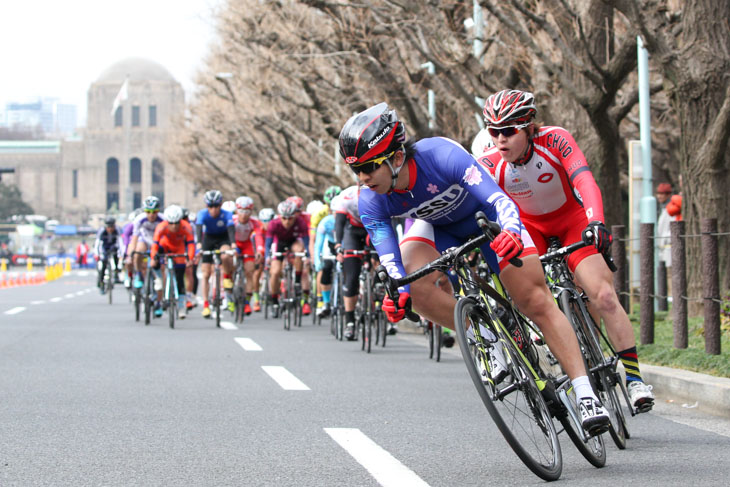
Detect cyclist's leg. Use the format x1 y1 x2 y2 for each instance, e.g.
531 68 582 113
269 257 283 307
318 259 334 317
98 254 108 288
574 254 654 410
133 241 149 287
220 242 234 290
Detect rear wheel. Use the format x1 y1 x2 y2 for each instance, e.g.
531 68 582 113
435 323 442 362
454 297 562 481
144 272 153 325
214 268 221 328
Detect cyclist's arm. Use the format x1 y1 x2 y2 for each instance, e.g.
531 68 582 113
195 224 203 244
555 128 605 223
334 212 347 247
227 225 236 244
93 229 103 258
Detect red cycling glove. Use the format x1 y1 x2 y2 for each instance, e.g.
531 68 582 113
382 292 411 323
490 229 524 262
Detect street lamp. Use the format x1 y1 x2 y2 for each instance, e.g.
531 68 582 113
420 62 436 129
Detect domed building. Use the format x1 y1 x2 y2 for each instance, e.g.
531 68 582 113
0 57 198 222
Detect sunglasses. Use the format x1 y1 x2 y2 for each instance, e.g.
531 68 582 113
281 216 295 221
144 210 159 214
349 151 395 175
207 204 221 209
237 208 252 214
487 122 531 139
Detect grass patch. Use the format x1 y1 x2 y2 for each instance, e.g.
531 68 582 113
628 307 730 378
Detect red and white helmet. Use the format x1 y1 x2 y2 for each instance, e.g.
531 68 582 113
483 89 536 126
235 196 254 211
286 196 304 212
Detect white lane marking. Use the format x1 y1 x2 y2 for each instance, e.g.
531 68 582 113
64 293 75 299
324 428 430 487
261 366 310 390
77 271 90 276
4 307 26 315
220 321 238 330
75 291 85 296
50 297 62 303
234 337 262 351
30 300 45 305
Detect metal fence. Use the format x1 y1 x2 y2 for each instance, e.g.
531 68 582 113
611 220 728 355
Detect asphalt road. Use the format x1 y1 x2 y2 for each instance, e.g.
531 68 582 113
1 271 729 486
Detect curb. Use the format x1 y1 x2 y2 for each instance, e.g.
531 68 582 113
641 364 730 419
397 319 730 418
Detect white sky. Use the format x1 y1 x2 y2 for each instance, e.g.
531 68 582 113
0 0 223 126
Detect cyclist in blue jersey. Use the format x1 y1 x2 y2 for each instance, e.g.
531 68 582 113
195 190 236 318
339 102 609 433
313 212 336 318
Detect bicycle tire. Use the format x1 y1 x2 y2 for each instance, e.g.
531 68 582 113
107 265 113 305
435 323 442 362
215 267 221 328
144 271 153 325
134 286 141 322
454 297 562 481
380 311 387 347
169 297 176 329
560 291 626 449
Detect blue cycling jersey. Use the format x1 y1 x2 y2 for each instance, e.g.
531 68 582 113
359 137 523 291
195 208 234 236
314 214 335 271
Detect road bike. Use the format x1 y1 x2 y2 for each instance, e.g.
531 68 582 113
231 253 255 324
273 250 306 331
200 249 235 328
161 253 188 329
541 235 633 449
98 254 115 305
376 212 609 481
324 256 345 341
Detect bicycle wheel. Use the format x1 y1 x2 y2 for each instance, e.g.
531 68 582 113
144 272 153 325
107 266 113 305
379 311 387 347
561 291 626 449
557 385 607 467
134 285 141 322
427 321 435 359
168 294 176 329
454 297 562 481
435 323 442 362
214 267 221 328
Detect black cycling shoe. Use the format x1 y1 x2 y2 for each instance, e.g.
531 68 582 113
345 323 356 341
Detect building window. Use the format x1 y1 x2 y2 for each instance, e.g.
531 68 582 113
130 158 141 184
114 107 122 127
151 159 164 207
106 157 120 212
149 105 157 127
133 192 142 209
72 169 78 198
106 158 119 184
132 105 140 127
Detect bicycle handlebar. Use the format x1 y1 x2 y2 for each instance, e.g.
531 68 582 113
539 230 617 272
375 211 519 323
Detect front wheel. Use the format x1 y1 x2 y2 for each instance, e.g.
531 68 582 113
454 297 562 481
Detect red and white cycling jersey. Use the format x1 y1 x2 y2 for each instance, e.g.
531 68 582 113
234 215 265 253
477 126 605 223
330 184 363 227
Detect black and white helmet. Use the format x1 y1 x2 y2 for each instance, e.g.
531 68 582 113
143 195 160 211
204 190 223 206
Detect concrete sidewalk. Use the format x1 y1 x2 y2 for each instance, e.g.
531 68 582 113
642 364 730 418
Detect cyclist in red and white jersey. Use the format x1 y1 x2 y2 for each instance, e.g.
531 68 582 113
233 196 265 315
477 89 654 412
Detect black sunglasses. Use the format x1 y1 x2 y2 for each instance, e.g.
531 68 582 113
487 122 531 139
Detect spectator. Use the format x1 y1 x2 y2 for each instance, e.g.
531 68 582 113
76 240 89 268
656 183 673 266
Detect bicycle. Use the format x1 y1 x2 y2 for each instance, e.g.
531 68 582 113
98 254 115 305
324 256 345 341
376 211 608 481
420 319 443 361
130 251 150 323
200 249 235 328
260 266 272 319
231 253 255 324
161 253 187 329
540 235 633 449
273 250 306 331
347 249 380 353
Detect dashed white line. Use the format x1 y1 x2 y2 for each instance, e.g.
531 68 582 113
75 291 85 296
30 300 45 305
234 337 262 351
220 321 238 330
324 428 430 487
4 307 26 315
261 366 310 390
64 293 75 299
50 297 62 303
